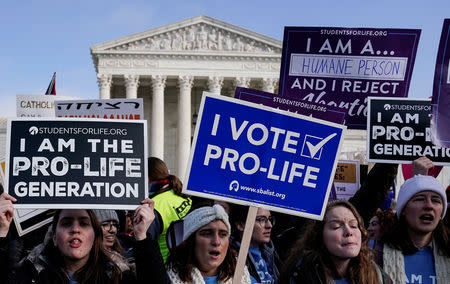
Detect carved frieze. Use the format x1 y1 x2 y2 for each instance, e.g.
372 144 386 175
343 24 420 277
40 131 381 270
99 58 158 68
108 23 281 54
243 62 280 71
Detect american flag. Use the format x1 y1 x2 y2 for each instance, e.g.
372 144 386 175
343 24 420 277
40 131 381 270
45 72 56 95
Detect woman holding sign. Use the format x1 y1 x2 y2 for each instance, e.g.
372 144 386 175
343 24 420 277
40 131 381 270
0 193 170 284
280 200 392 284
166 204 251 284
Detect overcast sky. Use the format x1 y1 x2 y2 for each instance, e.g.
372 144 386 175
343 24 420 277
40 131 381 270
1 0 449 117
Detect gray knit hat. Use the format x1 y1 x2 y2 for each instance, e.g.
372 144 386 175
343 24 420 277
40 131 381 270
93 209 119 224
183 204 231 241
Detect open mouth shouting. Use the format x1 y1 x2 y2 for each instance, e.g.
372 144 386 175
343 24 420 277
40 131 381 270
69 238 82 248
419 214 434 223
209 250 221 259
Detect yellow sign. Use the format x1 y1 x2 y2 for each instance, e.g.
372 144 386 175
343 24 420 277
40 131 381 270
0 159 5 186
334 163 356 183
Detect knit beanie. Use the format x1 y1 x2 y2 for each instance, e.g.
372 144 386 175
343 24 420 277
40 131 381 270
396 175 447 218
93 209 119 224
183 204 231 241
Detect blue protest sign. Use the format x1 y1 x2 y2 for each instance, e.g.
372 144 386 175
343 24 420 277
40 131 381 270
183 93 346 220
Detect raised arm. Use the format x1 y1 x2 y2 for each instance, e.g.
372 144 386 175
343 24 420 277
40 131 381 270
349 163 398 225
132 199 170 284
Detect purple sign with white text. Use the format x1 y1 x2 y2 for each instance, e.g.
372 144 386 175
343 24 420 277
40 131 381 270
279 27 421 129
431 19 450 148
235 87 346 124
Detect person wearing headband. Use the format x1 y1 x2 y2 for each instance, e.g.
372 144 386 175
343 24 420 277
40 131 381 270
166 204 251 284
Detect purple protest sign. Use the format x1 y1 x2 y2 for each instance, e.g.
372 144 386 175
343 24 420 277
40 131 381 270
279 27 421 129
431 19 450 148
235 87 346 124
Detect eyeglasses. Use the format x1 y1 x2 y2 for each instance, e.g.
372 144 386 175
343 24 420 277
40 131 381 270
101 221 119 231
255 216 275 226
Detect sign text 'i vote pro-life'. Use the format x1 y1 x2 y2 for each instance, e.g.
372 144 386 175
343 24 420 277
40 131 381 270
184 93 346 220
6 118 148 210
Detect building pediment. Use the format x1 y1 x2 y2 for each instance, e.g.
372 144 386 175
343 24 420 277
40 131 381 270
91 15 282 55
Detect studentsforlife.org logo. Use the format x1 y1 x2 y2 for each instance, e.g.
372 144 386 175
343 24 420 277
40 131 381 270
29 126 39 135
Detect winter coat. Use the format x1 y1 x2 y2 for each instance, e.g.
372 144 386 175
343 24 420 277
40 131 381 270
288 258 392 284
0 236 170 284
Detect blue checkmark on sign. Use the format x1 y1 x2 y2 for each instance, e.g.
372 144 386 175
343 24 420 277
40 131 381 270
301 133 337 159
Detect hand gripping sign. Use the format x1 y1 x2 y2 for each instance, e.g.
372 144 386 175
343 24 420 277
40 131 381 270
5 118 148 210
183 93 346 220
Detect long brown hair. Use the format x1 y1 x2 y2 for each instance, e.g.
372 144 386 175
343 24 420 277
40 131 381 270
374 208 396 238
148 156 187 197
49 209 122 284
382 215 450 256
280 200 380 284
166 225 236 282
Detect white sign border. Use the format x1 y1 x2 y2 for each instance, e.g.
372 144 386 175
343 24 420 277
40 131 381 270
183 92 347 220
366 97 450 166
5 117 148 210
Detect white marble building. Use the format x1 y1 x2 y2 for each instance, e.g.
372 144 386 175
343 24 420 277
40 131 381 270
90 15 448 187
90 15 284 179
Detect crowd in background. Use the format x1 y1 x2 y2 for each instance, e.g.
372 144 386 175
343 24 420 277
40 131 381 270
0 156 449 283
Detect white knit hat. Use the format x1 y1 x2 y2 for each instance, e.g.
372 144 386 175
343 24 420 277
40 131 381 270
183 204 231 241
396 175 447 218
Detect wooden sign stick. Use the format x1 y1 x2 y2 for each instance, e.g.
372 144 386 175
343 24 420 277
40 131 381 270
232 205 257 284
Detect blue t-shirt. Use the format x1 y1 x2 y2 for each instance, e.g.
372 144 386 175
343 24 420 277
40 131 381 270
334 279 349 284
249 247 274 284
404 248 436 284
66 271 78 284
203 276 218 284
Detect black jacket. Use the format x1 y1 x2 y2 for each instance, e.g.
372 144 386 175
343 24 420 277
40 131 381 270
349 163 398 226
0 236 170 284
287 257 393 284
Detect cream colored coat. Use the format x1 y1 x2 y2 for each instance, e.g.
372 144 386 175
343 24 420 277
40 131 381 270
168 266 251 284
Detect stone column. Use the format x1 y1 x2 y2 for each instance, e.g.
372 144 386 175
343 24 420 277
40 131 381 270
229 76 251 96
177 75 194 180
97 74 112 99
124 74 139 99
235 77 251 88
262 78 277 93
207 76 224 94
151 75 167 159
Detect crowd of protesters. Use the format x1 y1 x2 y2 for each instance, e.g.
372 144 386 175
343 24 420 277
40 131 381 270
0 156 449 283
